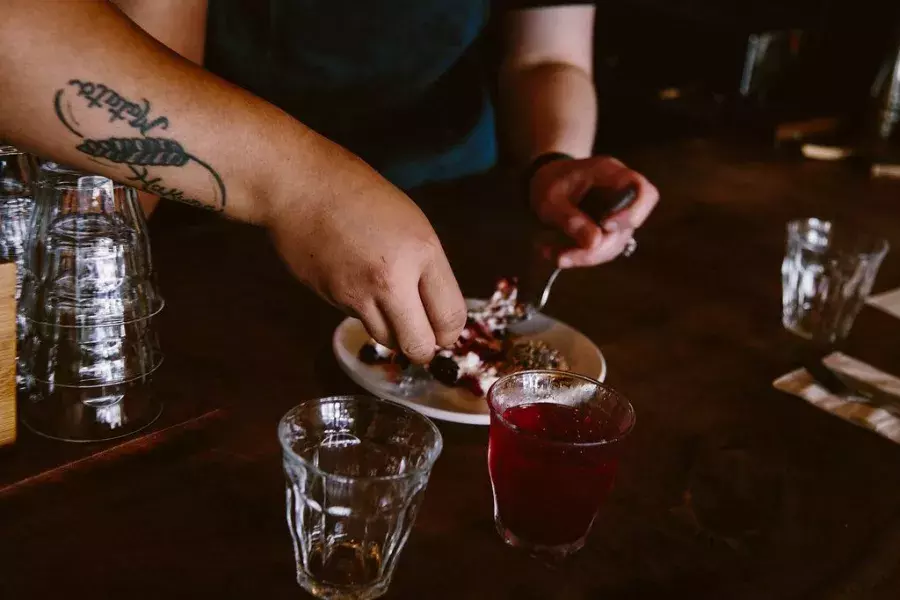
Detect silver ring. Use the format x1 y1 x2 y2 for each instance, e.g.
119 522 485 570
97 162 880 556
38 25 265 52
622 237 637 258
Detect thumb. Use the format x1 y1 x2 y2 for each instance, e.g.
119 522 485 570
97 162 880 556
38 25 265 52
531 164 601 249
546 202 603 249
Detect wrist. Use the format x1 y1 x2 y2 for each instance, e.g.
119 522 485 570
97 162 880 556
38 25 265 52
261 122 386 229
522 152 574 205
253 120 332 228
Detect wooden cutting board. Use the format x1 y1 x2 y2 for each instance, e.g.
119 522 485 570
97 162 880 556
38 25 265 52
0 262 16 446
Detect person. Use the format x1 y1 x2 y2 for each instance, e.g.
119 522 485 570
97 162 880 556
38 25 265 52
0 1 657 364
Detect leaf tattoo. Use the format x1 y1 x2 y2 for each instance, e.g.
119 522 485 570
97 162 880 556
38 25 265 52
76 137 190 167
75 136 226 210
56 79 228 211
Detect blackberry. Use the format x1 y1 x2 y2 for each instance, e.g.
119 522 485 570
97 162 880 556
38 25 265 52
358 343 383 364
429 355 460 386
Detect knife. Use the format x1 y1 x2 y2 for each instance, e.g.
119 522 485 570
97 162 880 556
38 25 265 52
806 359 900 415
518 185 639 318
823 363 900 413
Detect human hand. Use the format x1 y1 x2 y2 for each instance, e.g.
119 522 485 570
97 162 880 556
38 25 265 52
267 144 467 363
528 155 659 268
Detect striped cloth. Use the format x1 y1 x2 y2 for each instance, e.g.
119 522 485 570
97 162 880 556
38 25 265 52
774 352 900 444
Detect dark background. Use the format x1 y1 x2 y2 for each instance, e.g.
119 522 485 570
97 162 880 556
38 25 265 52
591 0 900 147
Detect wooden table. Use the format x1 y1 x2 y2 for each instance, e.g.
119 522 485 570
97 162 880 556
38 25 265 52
2 139 900 599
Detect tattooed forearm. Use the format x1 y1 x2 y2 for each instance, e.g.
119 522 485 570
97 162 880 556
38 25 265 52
54 79 227 211
67 79 169 136
78 137 190 166
125 165 206 209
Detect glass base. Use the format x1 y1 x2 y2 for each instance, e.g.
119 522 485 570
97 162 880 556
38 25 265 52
783 319 840 345
297 573 391 600
20 380 162 443
494 516 587 561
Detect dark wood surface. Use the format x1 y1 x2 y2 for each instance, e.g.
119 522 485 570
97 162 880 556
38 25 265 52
2 139 900 599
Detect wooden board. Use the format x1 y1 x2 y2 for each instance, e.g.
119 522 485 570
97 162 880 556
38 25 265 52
0 262 16 446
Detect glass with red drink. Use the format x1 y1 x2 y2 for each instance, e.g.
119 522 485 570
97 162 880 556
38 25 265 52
487 370 635 558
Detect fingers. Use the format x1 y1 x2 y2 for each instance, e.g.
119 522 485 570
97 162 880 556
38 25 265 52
532 156 657 256
351 228 464 364
586 161 659 231
419 254 467 348
366 258 465 364
356 301 394 348
534 183 603 251
558 228 635 268
378 287 437 364
557 208 604 250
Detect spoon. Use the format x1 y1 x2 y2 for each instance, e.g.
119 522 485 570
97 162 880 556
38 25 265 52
517 185 638 318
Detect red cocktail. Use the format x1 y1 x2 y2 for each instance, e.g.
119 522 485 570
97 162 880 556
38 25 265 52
487 370 635 557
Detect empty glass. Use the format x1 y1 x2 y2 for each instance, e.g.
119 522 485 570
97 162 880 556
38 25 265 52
18 168 163 441
782 218 889 344
279 395 443 600
0 144 38 298
488 370 635 559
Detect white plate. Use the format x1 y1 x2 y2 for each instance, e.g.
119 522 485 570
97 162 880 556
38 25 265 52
332 299 607 426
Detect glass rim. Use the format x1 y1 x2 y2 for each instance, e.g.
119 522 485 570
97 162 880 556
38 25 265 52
23 298 165 328
34 175 131 191
487 369 636 448
787 217 890 258
26 354 164 388
278 395 444 483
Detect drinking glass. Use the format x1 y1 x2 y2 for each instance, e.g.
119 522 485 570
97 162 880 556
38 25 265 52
782 218 889 344
17 168 163 441
487 370 636 559
279 395 443 600
0 144 38 298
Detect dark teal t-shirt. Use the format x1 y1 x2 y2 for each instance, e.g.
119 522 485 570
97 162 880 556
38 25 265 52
205 1 589 189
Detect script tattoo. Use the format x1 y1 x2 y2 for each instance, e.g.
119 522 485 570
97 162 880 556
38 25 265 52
54 79 227 211
125 165 206 209
67 79 169 135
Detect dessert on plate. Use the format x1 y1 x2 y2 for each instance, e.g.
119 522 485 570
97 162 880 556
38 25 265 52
358 279 569 397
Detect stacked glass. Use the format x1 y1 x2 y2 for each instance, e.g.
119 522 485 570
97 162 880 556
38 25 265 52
17 164 164 441
0 144 38 297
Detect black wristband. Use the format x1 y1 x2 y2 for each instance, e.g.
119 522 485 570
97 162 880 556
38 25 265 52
522 152 574 204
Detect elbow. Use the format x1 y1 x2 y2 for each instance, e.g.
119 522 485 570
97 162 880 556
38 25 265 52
500 60 592 87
